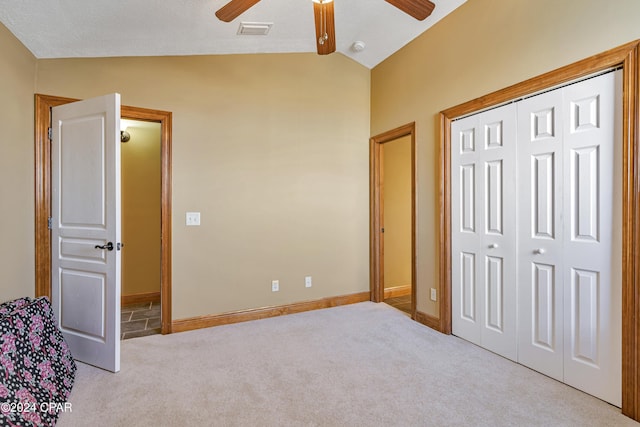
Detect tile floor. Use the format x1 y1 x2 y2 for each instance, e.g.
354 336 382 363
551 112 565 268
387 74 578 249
384 294 412 316
121 301 161 340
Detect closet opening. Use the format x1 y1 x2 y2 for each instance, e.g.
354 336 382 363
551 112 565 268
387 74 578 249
450 68 621 406
438 40 640 420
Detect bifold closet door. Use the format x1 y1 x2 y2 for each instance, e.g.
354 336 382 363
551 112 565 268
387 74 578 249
451 103 517 361
517 70 622 406
516 87 565 381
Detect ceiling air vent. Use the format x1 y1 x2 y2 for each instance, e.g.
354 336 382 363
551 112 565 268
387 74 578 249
237 22 273 36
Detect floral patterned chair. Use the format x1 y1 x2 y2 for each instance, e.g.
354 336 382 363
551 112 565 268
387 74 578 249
0 297 76 426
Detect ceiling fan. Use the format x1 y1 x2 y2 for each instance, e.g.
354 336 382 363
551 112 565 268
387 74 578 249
215 0 436 55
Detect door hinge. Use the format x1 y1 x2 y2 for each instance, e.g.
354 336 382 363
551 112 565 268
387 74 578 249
381 228 385 233
48 127 52 141
47 217 53 230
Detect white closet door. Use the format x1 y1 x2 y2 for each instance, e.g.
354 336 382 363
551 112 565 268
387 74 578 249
452 103 517 361
452 70 621 407
451 113 482 346
517 70 621 406
516 88 565 381
561 70 621 407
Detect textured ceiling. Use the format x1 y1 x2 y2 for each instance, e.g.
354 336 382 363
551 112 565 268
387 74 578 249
0 0 465 69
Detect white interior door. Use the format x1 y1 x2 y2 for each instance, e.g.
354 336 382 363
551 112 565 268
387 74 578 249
451 112 482 345
517 70 621 406
516 87 565 381
51 93 121 373
561 70 621 407
451 103 517 361
452 70 621 407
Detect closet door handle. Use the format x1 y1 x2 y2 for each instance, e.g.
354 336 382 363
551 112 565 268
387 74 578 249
534 248 546 255
488 243 498 249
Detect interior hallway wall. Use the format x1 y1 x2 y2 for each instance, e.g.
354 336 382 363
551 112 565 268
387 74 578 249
371 0 640 318
121 122 162 296
0 24 36 302
382 135 412 290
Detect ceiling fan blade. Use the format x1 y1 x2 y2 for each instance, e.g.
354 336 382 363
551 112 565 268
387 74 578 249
313 1 336 55
385 0 435 21
215 0 262 22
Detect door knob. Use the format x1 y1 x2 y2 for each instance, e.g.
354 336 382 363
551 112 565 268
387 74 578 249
488 243 499 249
95 242 114 251
534 248 546 255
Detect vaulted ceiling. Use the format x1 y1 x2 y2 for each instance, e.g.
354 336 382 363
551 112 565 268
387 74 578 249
0 0 466 69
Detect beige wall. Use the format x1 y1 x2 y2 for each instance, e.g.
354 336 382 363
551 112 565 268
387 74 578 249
8 0 635 323
371 0 640 317
382 135 412 290
121 122 162 296
0 24 36 302
35 53 371 319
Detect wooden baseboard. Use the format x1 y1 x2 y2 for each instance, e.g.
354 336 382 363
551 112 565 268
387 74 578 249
122 291 161 306
172 291 371 333
383 284 411 299
415 310 444 332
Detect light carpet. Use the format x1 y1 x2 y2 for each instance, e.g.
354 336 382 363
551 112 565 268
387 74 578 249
57 302 636 426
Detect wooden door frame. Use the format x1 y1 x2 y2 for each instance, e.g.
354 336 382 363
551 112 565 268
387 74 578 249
34 94 173 334
438 41 640 419
370 123 417 317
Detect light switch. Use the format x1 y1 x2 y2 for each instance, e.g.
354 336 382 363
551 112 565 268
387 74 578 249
186 212 200 226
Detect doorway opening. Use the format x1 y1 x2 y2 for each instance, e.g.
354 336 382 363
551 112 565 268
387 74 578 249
34 94 173 335
120 119 162 339
370 123 416 317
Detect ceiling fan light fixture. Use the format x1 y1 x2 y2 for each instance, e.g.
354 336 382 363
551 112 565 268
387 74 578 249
314 0 334 49
216 0 431 58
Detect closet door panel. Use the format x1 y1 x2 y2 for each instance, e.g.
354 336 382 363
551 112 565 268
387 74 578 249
517 88 564 381
460 251 477 321
531 262 556 350
562 70 621 407
571 147 599 241
532 153 556 239
451 104 517 361
478 106 517 360
569 268 599 363
485 255 503 330
452 117 483 345
485 160 503 235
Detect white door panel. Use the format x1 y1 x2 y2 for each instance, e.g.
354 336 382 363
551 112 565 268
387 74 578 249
52 93 121 373
479 106 517 360
460 251 477 322
517 87 564 381
562 70 621 407
451 70 621 407
452 118 482 345
531 262 556 350
452 103 517 361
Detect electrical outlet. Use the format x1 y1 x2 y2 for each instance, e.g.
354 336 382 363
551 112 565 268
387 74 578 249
430 288 437 302
305 276 312 288
271 280 279 292
186 212 200 226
